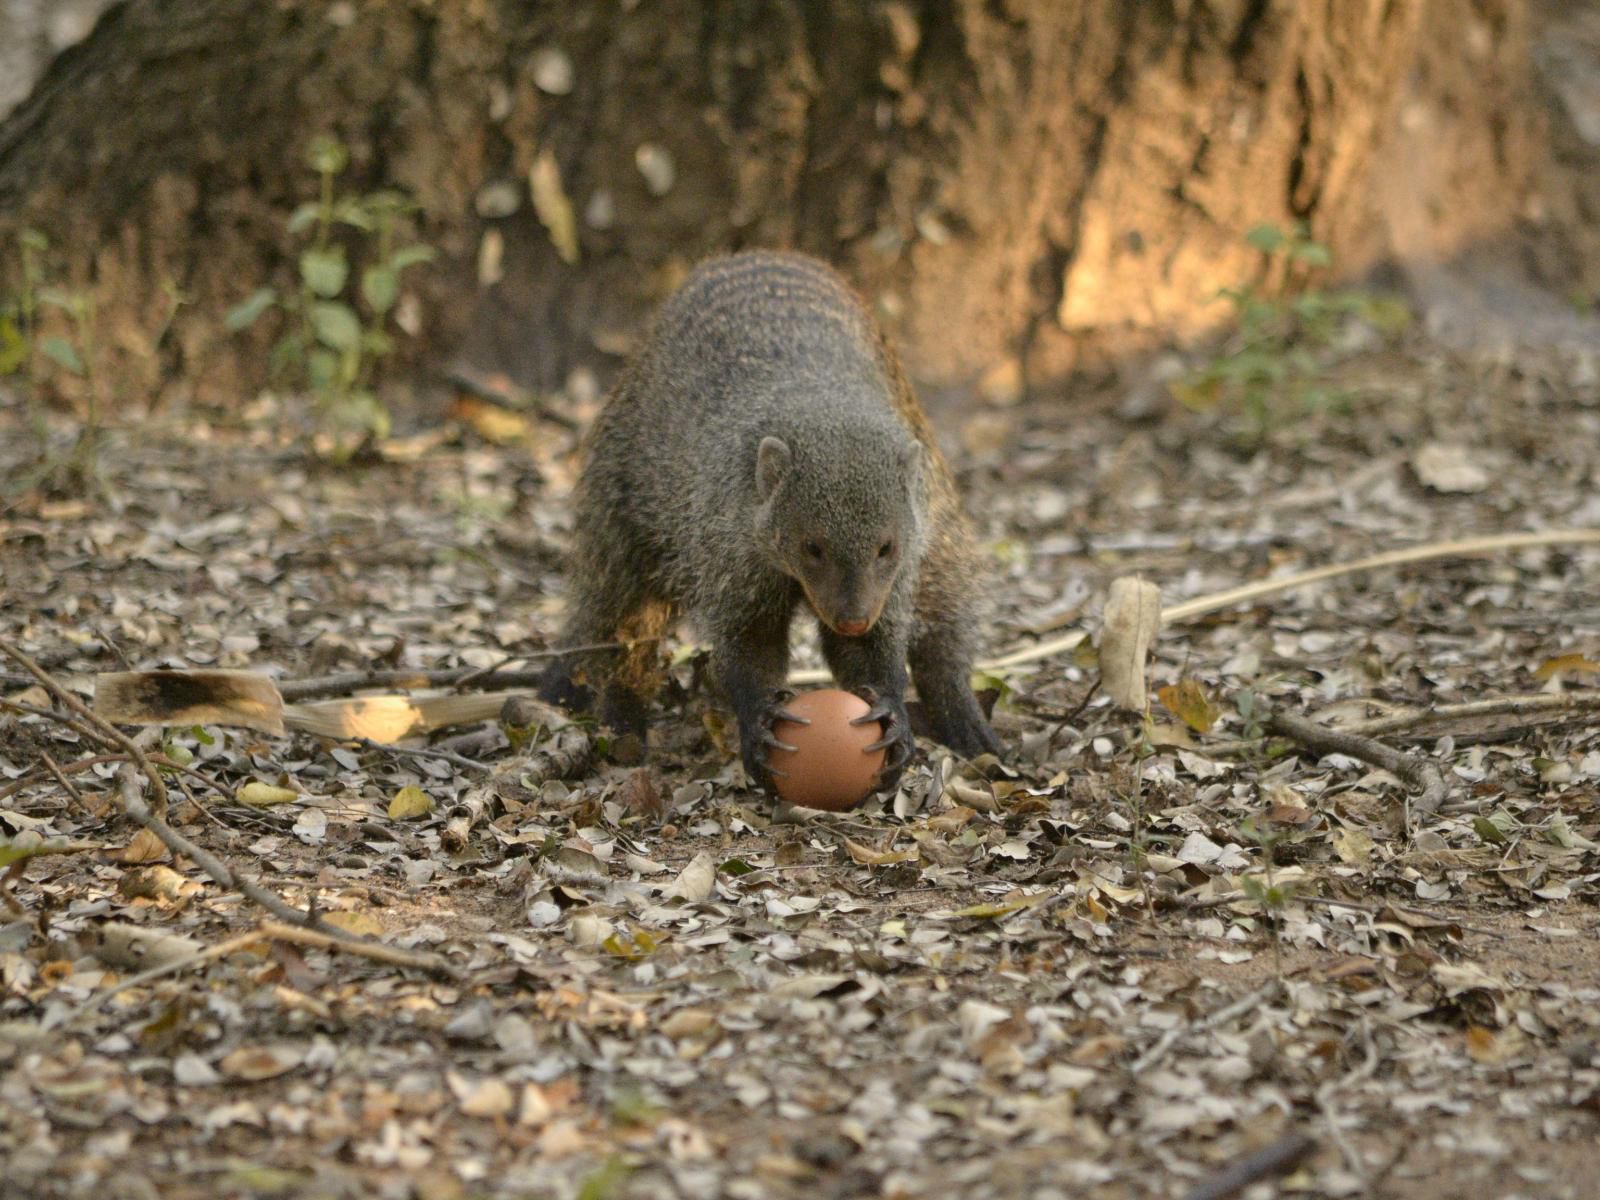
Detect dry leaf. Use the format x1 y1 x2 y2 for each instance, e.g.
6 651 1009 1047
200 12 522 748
454 1075 516 1119
1100 576 1162 711
322 910 384 937
843 838 919 866
388 785 434 821
1412 441 1489 493
221 1044 304 1081
667 852 716 903
1533 653 1600 680
530 148 581 265
238 781 298 807
1157 679 1220 733
112 827 169 864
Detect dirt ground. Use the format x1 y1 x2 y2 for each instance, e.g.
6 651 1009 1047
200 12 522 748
1 329 1599 1200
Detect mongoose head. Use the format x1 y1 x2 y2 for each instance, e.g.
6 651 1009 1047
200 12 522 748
753 428 925 637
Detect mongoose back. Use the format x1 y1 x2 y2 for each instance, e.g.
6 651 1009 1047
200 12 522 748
540 250 1001 792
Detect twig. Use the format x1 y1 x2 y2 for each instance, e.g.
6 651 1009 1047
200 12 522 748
1264 707 1448 814
1180 1131 1318 1200
274 642 659 702
350 736 487 772
115 767 314 926
1327 690 1600 738
39 753 87 810
65 917 456 1027
0 638 169 816
981 529 1600 672
0 744 237 806
1130 979 1281 1075
1177 890 1505 938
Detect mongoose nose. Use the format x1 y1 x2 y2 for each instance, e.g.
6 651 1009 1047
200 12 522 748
834 618 872 637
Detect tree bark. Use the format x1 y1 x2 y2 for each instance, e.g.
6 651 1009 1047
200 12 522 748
0 0 1577 409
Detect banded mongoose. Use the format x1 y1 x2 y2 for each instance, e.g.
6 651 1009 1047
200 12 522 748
539 250 1002 792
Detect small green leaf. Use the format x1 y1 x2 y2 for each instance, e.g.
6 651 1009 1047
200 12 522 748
1289 240 1332 267
331 197 375 231
0 317 26 375
361 265 397 314
1472 815 1508 845
38 336 84 375
305 134 349 176
388 244 435 272
37 286 82 315
1244 224 1286 254
364 190 414 217
224 287 279 331
306 347 340 390
300 247 348 297
309 301 362 352
269 332 306 380
19 228 48 253
287 203 322 235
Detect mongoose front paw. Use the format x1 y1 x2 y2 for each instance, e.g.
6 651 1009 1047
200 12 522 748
849 685 916 793
740 688 810 796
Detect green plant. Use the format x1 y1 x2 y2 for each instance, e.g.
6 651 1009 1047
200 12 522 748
2 228 107 492
1238 812 1303 974
1173 222 1410 438
226 135 434 453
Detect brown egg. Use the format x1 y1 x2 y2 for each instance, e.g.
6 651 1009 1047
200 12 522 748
769 689 887 811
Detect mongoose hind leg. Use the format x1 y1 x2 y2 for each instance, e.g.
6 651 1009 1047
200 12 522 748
539 561 675 741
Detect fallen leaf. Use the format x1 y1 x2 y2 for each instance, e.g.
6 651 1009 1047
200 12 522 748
667 852 717 902
530 148 581 265
238 781 298 807
1412 441 1489 493
1533 653 1600 681
844 839 919 866
221 1043 304 1081
388 785 434 820
1157 679 1220 733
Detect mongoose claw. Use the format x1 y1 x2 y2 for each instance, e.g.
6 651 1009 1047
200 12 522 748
848 685 915 792
744 689 810 794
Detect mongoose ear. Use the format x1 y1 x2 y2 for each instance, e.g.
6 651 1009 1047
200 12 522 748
756 436 791 501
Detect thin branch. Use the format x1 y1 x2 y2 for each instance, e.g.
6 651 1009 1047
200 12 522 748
274 641 658 702
0 637 169 816
1265 707 1448 814
1181 1131 1318 1200
66 917 457 1027
982 529 1600 672
1131 980 1281 1075
1327 690 1600 737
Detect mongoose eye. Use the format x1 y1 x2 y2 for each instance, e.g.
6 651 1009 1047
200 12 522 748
878 541 894 559
804 540 825 560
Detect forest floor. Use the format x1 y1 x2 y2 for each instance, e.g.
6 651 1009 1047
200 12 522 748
1 331 1599 1200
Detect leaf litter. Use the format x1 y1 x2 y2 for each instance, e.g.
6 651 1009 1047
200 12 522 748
1 342 1599 1199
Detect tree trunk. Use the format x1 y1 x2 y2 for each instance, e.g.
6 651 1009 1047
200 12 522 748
0 0 1583 410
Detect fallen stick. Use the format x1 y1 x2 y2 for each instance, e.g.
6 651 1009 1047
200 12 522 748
1180 1131 1318 1200
1 638 170 817
67 916 457 1027
1264 707 1449 814
980 528 1600 674
1327 690 1600 737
